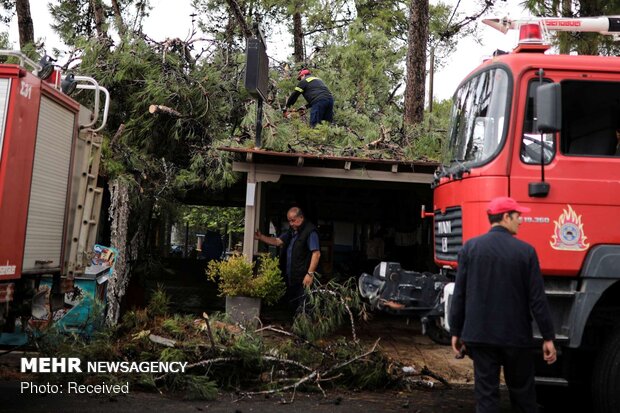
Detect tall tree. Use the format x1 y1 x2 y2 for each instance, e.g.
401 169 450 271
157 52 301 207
110 0 126 35
49 0 100 45
15 0 34 48
292 7 303 62
404 0 428 125
50 0 150 46
90 0 106 38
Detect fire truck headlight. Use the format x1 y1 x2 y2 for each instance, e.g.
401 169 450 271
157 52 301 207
61 74 77 95
37 55 55 80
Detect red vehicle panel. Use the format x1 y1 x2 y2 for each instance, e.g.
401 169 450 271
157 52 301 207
0 68 80 281
0 69 42 281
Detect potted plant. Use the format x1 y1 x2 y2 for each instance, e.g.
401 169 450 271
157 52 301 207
207 254 285 326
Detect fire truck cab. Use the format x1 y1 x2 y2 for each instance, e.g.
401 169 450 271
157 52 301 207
361 17 620 412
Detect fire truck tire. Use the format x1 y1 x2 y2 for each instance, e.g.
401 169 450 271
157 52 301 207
426 318 451 346
592 327 620 413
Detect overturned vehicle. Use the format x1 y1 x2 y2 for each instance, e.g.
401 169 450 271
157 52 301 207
359 262 452 345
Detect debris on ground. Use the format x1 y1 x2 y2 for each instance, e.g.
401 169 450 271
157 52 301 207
24 281 454 401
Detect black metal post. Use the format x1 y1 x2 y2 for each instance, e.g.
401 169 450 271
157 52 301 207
428 46 435 113
255 97 263 148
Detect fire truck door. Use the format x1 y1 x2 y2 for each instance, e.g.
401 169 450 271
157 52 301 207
510 77 620 276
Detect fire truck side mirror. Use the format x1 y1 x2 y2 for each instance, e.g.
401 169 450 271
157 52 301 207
536 83 562 133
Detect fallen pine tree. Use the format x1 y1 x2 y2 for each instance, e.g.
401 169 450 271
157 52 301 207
32 281 449 400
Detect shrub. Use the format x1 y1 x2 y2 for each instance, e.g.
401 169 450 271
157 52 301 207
207 254 285 306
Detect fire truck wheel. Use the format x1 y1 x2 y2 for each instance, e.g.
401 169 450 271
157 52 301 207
426 318 451 346
592 326 620 413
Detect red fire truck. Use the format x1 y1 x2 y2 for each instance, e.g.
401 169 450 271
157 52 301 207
360 17 620 412
0 51 109 340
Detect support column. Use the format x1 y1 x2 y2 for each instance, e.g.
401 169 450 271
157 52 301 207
254 181 262 256
239 163 281 261
243 164 262 261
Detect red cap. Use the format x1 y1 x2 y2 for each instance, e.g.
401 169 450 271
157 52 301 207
297 69 311 80
487 197 531 215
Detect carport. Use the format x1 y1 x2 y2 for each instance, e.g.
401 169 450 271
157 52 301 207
222 147 439 276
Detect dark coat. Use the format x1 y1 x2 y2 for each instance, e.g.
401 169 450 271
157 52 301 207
286 76 333 108
449 226 555 347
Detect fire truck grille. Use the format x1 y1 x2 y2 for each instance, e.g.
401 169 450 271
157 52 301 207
434 207 463 262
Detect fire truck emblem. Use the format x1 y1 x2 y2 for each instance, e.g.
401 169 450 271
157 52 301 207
550 205 589 251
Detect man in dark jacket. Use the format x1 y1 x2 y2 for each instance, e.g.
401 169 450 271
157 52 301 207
254 207 320 309
285 69 334 127
449 196 557 413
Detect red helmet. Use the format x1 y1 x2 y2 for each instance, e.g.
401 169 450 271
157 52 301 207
297 69 311 80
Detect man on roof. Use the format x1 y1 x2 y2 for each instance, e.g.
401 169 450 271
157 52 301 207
284 69 334 128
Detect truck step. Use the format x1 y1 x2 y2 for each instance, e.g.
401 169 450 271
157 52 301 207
545 290 576 298
535 376 569 386
534 333 569 342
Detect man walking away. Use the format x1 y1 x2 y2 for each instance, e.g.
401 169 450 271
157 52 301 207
285 69 334 127
449 196 557 413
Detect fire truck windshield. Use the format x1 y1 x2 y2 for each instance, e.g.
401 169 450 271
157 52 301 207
443 67 510 168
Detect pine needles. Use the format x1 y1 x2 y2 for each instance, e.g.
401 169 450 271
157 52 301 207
293 278 366 342
33 285 446 400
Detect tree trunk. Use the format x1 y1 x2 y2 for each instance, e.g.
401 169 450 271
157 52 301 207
404 0 428 125
225 0 252 39
577 0 601 55
111 0 126 35
293 10 304 63
90 0 106 38
15 0 34 49
558 0 572 54
106 179 131 326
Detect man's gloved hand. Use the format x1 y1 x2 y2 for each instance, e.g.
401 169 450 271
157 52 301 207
283 109 290 119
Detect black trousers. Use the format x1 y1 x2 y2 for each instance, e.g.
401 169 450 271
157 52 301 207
285 283 306 312
467 345 538 413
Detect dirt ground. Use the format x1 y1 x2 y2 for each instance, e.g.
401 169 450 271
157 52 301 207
355 314 474 384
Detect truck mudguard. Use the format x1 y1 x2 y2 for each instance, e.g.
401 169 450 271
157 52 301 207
568 245 620 348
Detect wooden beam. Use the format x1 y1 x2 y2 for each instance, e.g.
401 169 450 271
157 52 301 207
233 162 433 184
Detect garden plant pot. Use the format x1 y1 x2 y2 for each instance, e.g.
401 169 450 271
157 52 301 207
226 296 261 327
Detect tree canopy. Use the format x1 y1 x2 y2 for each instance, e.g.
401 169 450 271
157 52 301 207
0 0 508 260
41 0 481 196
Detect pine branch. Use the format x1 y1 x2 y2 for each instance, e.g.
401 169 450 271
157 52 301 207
421 366 451 388
149 104 184 117
241 339 380 397
156 354 313 383
225 0 253 39
302 20 353 37
254 325 332 357
111 123 126 147
308 286 359 342
440 1 496 41
201 312 216 350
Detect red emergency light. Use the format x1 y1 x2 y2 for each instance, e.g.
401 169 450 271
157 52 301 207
519 23 543 44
